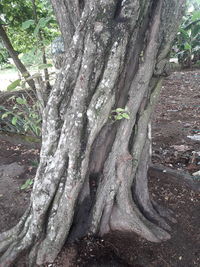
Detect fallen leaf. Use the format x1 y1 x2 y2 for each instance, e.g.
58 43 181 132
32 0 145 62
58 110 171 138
171 145 190 152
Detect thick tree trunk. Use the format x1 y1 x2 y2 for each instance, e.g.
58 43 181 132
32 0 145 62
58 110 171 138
0 0 185 266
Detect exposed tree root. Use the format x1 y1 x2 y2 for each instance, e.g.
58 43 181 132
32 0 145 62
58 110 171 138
149 164 200 192
134 139 172 231
110 191 171 243
0 217 34 267
152 200 177 224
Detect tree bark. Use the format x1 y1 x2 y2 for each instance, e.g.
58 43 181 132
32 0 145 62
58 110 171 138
0 24 36 91
0 0 185 266
149 164 200 192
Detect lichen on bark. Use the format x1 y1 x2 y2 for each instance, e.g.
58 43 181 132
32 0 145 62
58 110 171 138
0 0 186 266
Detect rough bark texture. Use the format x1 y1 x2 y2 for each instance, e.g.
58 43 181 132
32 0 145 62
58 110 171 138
0 0 185 266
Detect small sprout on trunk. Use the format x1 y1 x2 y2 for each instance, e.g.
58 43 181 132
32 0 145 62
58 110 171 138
110 108 130 121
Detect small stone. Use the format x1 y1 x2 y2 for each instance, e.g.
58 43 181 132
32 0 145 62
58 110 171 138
192 170 200 176
187 135 200 142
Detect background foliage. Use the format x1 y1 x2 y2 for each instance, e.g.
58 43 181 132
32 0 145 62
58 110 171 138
0 0 59 67
173 0 200 67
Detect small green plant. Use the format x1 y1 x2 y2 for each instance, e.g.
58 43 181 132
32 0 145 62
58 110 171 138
20 178 34 190
0 95 42 137
30 159 39 167
110 108 130 121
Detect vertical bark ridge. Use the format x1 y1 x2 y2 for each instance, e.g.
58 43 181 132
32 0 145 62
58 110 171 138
51 0 83 48
25 2 140 261
86 0 164 238
134 138 171 231
0 0 186 266
89 79 166 242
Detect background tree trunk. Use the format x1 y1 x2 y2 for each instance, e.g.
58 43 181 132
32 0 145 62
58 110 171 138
0 24 36 91
0 0 185 266
31 0 52 93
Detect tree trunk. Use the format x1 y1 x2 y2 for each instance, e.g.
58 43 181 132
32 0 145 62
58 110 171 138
0 0 185 266
0 24 36 91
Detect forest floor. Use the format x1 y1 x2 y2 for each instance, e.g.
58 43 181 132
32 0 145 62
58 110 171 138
0 69 200 266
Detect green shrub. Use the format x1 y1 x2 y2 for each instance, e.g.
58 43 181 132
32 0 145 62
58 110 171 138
0 95 42 137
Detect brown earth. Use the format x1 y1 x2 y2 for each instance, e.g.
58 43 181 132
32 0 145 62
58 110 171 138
0 70 200 266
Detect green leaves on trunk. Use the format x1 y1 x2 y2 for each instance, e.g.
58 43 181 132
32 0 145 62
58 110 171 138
110 108 130 121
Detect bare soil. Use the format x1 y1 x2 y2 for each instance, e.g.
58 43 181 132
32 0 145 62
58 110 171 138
0 70 200 266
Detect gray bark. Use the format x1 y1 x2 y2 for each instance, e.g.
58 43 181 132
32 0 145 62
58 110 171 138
0 0 185 266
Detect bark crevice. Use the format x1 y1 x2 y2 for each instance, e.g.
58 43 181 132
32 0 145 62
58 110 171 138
0 0 186 266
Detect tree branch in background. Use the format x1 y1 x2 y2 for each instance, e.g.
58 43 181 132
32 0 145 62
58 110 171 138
0 24 36 91
31 0 52 94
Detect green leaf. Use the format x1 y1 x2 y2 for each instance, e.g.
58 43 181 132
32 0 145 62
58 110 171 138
38 63 52 70
36 119 42 123
7 79 21 91
16 97 27 105
11 116 18 126
38 17 51 28
22 20 35 30
30 160 39 167
184 42 191 50
192 24 200 37
122 113 130 119
115 115 124 120
192 11 200 21
179 28 189 39
33 24 40 36
20 179 33 190
33 17 51 36
115 108 126 113
2 112 11 119
0 17 6 25
1 114 8 119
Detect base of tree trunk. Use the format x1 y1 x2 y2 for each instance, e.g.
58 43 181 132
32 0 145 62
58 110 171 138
0 156 178 267
1 165 196 265
1 163 197 267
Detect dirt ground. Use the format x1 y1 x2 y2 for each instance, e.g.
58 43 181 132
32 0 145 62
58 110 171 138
0 69 200 266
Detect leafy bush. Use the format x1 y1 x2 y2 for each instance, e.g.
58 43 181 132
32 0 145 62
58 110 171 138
20 49 43 67
173 1 200 68
0 95 42 137
0 41 9 66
